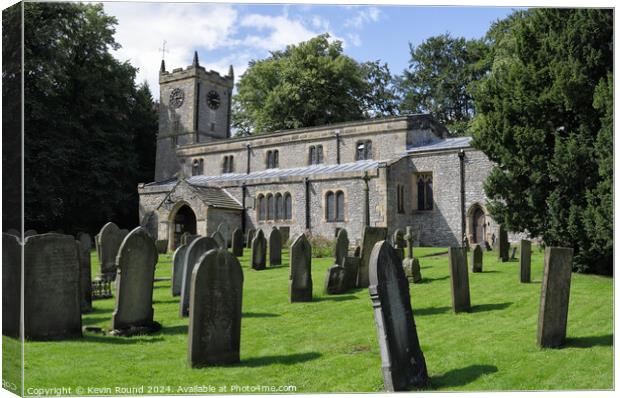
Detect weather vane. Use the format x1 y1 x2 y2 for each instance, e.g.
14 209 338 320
159 40 169 60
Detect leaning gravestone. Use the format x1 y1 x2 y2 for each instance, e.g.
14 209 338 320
231 228 244 257
211 230 226 249
251 230 267 271
76 234 93 313
498 225 509 262
357 227 388 288
2 233 21 337
520 240 532 283
403 227 422 283
290 233 313 302
98 222 124 281
112 227 159 333
537 247 573 348
269 227 282 266
448 247 471 313
392 229 406 261
24 233 82 340
180 237 219 317
342 256 360 290
324 265 346 294
369 240 429 391
188 248 243 367
334 228 349 266
470 244 483 273
171 244 188 296
246 229 255 248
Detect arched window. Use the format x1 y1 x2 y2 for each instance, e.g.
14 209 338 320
192 159 203 176
258 195 266 221
266 194 274 220
425 177 433 210
326 191 335 221
284 192 292 220
223 156 229 173
317 145 323 164
273 150 279 168
417 177 425 210
336 191 345 221
309 146 316 165
416 172 433 210
266 150 272 168
397 184 405 213
275 193 283 220
266 150 279 168
355 140 373 160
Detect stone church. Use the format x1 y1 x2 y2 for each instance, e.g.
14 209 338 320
138 54 500 251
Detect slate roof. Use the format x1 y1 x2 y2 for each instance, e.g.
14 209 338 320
189 185 243 210
406 136 473 153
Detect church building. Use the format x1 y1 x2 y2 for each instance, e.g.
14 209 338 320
138 54 500 251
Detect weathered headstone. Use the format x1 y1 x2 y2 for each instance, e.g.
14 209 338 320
403 227 422 283
24 229 37 237
324 265 346 294
231 228 244 257
289 233 312 302
470 244 483 273
448 247 471 313
269 227 282 266
498 225 509 262
334 228 349 266
180 237 219 316
188 248 243 367
246 228 255 248
112 227 158 333
211 230 226 249
392 229 406 261
2 233 21 337
537 247 573 348
24 233 82 340
357 227 388 288
342 256 360 290
511 246 517 260
171 244 188 296
251 230 267 271
369 240 429 391
98 222 124 281
216 222 230 248
520 240 532 283
77 233 93 313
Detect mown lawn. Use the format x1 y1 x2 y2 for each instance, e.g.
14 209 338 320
8 244 613 394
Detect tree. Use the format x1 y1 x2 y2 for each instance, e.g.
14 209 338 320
471 9 613 274
21 2 157 234
232 34 399 135
398 34 489 136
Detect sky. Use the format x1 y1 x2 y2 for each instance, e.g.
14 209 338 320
101 1 521 97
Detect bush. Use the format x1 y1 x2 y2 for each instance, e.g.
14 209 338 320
308 235 335 259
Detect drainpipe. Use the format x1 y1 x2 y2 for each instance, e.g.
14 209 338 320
459 149 466 247
246 144 251 174
241 183 247 233
363 172 371 227
335 130 341 164
304 177 311 230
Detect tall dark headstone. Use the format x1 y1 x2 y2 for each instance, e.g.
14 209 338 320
24 233 82 340
112 227 158 331
180 237 219 316
2 233 21 337
334 228 349 266
246 229 255 249
342 256 360 289
171 244 188 296
392 229 406 261
537 247 573 348
76 235 93 313
369 240 429 391
289 233 312 302
251 230 267 271
268 227 282 266
470 244 483 273
498 224 509 262
520 240 531 283
448 247 471 313
98 222 124 280
231 228 244 257
357 227 388 288
403 226 421 283
188 248 243 367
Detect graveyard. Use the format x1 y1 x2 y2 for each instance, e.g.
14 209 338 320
8 243 612 393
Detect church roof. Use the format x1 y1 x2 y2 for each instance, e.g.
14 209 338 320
406 136 473 153
188 185 243 210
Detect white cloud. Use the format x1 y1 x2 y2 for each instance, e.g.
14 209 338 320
240 13 321 51
347 33 362 47
344 6 382 29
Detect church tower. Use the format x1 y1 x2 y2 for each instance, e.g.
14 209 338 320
154 52 234 181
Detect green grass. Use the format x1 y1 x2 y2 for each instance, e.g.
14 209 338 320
9 245 613 394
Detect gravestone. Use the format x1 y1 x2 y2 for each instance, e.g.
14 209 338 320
392 229 406 261
24 229 37 237
511 246 517 260
269 227 282 266
448 247 471 313
403 227 422 283
357 227 388 288
334 228 349 266
171 244 188 296
368 240 429 391
77 233 93 313
211 230 226 249
120 229 129 238
188 248 243 367
470 244 483 273
112 227 159 332
231 228 244 257
520 240 532 283
498 225 509 262
98 222 124 281
279 226 290 245
537 247 573 348
180 237 219 316
246 229 255 248
342 256 360 290
353 246 361 257
156 239 168 253
289 233 312 302
2 233 21 337
324 265 346 294
24 233 82 340
251 230 267 271
484 241 492 251
216 222 230 248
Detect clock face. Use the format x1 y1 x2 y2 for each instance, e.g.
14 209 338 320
207 90 221 110
169 88 185 108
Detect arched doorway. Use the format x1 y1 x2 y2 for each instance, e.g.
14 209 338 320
171 205 196 249
472 206 486 244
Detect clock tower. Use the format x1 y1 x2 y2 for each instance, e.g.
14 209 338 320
154 51 234 181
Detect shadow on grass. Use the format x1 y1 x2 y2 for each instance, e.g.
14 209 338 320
86 307 112 315
418 276 450 284
243 312 280 318
414 306 450 316
82 334 164 345
238 352 321 368
156 325 188 335
419 251 449 258
564 334 613 348
153 298 179 304
431 364 499 388
313 295 358 302
82 316 111 326
470 302 512 313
